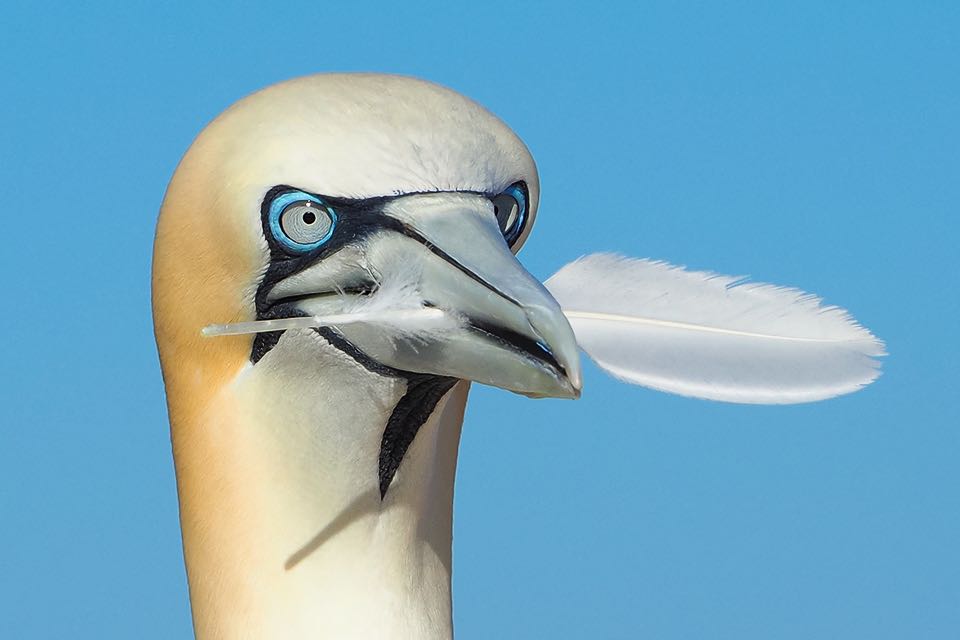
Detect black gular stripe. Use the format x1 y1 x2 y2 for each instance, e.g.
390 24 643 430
311 327 457 498
312 327 402 379
377 374 458 499
250 184 525 499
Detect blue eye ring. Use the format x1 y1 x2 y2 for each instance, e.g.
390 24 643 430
267 191 338 253
492 182 528 246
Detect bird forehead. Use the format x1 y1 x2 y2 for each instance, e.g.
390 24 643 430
197 73 538 200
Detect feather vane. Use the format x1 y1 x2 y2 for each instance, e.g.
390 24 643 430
545 253 885 404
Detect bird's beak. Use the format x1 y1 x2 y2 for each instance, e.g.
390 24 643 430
267 192 582 399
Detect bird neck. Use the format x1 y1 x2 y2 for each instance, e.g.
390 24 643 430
167 340 469 640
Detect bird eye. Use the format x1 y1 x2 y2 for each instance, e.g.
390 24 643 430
267 191 337 252
491 183 527 246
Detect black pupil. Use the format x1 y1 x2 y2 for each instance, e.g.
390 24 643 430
302 210 317 224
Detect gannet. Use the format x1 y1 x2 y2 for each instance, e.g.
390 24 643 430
153 73 581 639
153 73 883 639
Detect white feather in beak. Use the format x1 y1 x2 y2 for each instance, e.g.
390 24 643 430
546 253 885 404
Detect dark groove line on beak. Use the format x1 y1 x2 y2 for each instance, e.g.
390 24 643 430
467 319 568 379
380 217 525 310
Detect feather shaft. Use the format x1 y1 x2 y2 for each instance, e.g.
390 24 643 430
202 308 450 337
562 310 877 344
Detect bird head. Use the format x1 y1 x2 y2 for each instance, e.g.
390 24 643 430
153 74 582 429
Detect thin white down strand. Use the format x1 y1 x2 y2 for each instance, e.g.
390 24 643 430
203 257 458 338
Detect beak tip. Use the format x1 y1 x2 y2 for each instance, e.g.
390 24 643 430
557 345 582 400
536 368 580 400
567 377 583 400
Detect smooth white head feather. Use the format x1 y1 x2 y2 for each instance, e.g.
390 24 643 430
545 253 885 404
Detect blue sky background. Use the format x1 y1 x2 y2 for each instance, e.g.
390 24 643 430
1 2 957 638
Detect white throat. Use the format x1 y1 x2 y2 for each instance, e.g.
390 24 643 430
173 331 469 639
